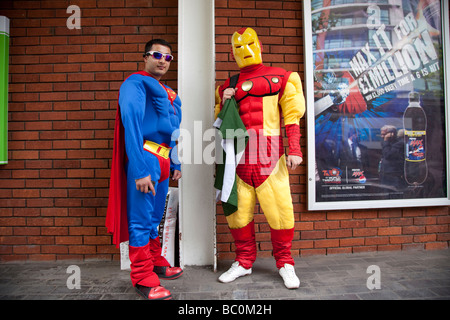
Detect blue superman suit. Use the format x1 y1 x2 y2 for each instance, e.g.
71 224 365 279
113 71 182 287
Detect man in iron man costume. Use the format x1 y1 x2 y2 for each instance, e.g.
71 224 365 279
215 27 305 289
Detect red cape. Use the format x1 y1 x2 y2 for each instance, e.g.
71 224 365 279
105 104 129 248
106 71 152 248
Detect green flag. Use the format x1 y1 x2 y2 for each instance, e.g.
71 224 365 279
214 97 248 216
0 16 9 165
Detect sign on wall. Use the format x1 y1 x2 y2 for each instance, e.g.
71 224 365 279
303 0 450 210
0 16 9 165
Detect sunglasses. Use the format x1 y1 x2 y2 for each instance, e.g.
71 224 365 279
143 51 174 62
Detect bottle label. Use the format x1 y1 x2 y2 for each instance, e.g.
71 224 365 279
405 130 426 162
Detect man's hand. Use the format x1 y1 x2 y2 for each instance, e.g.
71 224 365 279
135 175 156 195
222 88 236 103
286 155 303 171
172 170 182 181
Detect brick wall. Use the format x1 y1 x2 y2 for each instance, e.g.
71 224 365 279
0 0 449 262
0 0 178 261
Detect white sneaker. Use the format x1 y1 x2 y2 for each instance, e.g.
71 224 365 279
218 261 252 283
279 264 300 289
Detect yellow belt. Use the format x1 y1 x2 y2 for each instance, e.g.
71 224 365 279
143 140 171 159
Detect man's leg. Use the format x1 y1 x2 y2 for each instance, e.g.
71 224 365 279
219 177 256 283
256 155 299 289
126 163 172 299
149 177 183 279
230 220 256 269
270 227 295 269
128 241 159 288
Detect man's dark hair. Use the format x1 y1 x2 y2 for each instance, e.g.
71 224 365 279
144 39 173 55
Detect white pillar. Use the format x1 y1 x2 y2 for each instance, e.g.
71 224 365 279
178 0 216 267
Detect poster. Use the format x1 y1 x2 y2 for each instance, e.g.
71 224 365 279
303 0 450 210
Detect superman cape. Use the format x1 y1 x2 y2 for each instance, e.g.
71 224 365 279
105 71 151 248
105 103 128 248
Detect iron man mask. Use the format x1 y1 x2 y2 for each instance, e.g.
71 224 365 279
231 27 263 69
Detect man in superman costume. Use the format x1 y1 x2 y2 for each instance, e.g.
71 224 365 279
106 39 182 300
215 28 305 289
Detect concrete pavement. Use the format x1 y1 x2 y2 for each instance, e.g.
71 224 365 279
0 249 449 300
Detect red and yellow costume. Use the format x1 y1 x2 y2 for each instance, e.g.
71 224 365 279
215 28 305 269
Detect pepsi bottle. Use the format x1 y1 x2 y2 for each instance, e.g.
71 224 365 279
422 0 441 32
403 92 427 185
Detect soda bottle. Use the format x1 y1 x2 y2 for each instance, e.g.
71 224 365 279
403 91 427 185
421 0 441 32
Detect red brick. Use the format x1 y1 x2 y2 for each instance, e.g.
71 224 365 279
426 225 448 233
366 219 389 228
55 218 82 226
69 227 97 236
340 238 365 247
314 220 339 230
41 227 68 236
84 236 111 245
425 242 448 250
69 245 97 255
353 228 377 237
414 217 437 225
365 237 389 245
403 225 426 234
13 245 40 254
301 248 326 256
0 217 26 226
27 218 53 227
55 236 83 245
378 227 402 236
314 239 339 248
327 229 352 239
390 235 414 244
414 234 436 243
378 244 402 252
328 247 352 255
301 230 326 240
327 211 352 220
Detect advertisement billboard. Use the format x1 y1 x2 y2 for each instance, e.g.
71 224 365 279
303 0 450 209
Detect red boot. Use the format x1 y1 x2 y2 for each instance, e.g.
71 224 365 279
229 220 257 269
128 242 160 288
149 237 171 267
129 242 175 299
270 228 295 269
149 237 183 280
